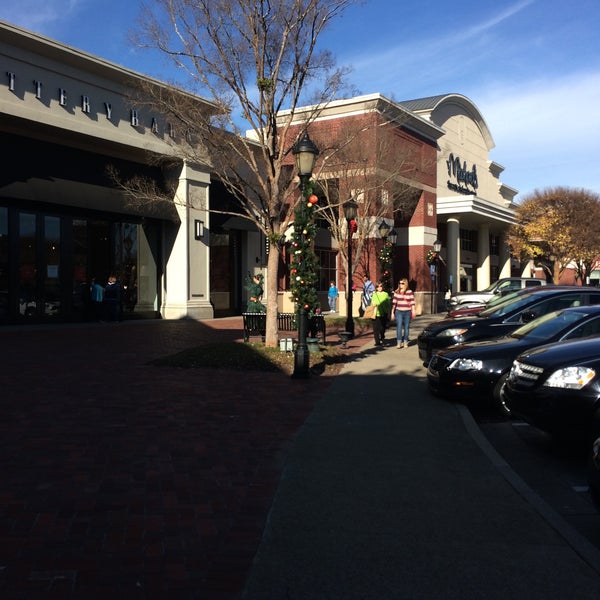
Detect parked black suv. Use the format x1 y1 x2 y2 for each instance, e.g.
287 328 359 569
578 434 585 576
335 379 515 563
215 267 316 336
417 286 600 365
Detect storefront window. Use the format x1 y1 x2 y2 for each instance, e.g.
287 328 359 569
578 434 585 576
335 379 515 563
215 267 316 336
72 219 88 317
138 222 158 312
317 248 337 292
44 216 61 317
460 229 476 252
0 208 7 320
490 234 500 256
114 222 139 313
112 221 158 315
2 210 159 324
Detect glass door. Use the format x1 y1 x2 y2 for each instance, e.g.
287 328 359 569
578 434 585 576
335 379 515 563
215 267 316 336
18 213 37 318
43 216 61 317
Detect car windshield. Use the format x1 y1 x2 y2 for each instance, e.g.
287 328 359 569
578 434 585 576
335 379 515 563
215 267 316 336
485 289 523 309
510 309 588 340
481 281 499 293
479 291 546 318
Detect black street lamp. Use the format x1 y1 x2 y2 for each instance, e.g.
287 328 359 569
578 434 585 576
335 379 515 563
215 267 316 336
291 133 319 379
378 220 391 240
432 238 442 314
378 220 397 294
343 198 358 338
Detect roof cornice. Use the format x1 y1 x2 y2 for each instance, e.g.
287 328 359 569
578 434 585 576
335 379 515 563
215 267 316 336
0 20 219 111
283 93 445 142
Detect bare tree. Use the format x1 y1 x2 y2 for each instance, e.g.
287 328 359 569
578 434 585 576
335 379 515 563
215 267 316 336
125 0 357 347
508 186 600 283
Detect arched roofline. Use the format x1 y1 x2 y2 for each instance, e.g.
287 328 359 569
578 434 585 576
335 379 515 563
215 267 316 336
400 93 495 151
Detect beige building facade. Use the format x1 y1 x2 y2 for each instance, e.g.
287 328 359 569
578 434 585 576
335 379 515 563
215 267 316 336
402 94 518 296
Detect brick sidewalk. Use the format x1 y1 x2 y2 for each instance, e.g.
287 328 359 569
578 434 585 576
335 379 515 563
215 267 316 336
0 318 370 598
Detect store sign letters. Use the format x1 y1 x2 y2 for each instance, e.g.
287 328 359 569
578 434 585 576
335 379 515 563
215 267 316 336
6 70 175 137
446 153 478 195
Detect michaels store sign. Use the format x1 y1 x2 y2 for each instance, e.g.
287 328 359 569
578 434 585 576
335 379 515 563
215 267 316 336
446 154 478 195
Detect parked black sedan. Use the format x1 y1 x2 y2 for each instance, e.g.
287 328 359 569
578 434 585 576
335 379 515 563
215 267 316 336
503 337 600 440
427 306 600 403
417 286 600 365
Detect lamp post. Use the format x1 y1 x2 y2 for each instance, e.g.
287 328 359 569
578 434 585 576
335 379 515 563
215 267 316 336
291 133 319 379
378 220 391 240
433 239 442 314
343 198 358 338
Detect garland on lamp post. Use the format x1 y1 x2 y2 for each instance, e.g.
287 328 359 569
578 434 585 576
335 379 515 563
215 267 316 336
378 238 394 294
426 249 440 265
289 180 320 317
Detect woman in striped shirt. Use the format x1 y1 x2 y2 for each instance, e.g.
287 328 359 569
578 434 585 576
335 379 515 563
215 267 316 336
391 278 416 348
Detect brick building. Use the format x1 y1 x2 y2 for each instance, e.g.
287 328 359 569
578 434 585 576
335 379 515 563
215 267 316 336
279 93 518 314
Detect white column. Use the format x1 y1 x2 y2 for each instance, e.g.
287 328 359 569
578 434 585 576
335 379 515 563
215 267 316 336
447 218 460 293
477 224 490 289
162 161 213 320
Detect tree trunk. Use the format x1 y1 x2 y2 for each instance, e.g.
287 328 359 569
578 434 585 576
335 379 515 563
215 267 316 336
265 246 282 348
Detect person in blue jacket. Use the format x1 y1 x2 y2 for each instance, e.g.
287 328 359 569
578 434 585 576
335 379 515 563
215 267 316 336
327 281 339 312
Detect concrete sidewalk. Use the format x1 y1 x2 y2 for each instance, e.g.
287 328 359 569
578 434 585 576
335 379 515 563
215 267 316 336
242 324 600 599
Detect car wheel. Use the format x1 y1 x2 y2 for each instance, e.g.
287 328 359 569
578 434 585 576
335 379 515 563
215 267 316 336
492 372 511 416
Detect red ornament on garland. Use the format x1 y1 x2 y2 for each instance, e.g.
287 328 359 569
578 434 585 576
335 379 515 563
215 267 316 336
308 194 318 204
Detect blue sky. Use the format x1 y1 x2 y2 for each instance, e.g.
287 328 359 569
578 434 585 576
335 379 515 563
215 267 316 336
1 0 599 199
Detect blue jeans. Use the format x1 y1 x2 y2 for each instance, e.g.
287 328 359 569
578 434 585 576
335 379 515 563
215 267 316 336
395 309 411 342
328 296 337 311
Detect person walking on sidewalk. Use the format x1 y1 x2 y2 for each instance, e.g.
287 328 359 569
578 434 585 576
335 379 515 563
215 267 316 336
327 281 339 313
360 274 375 317
371 282 391 346
391 278 416 348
